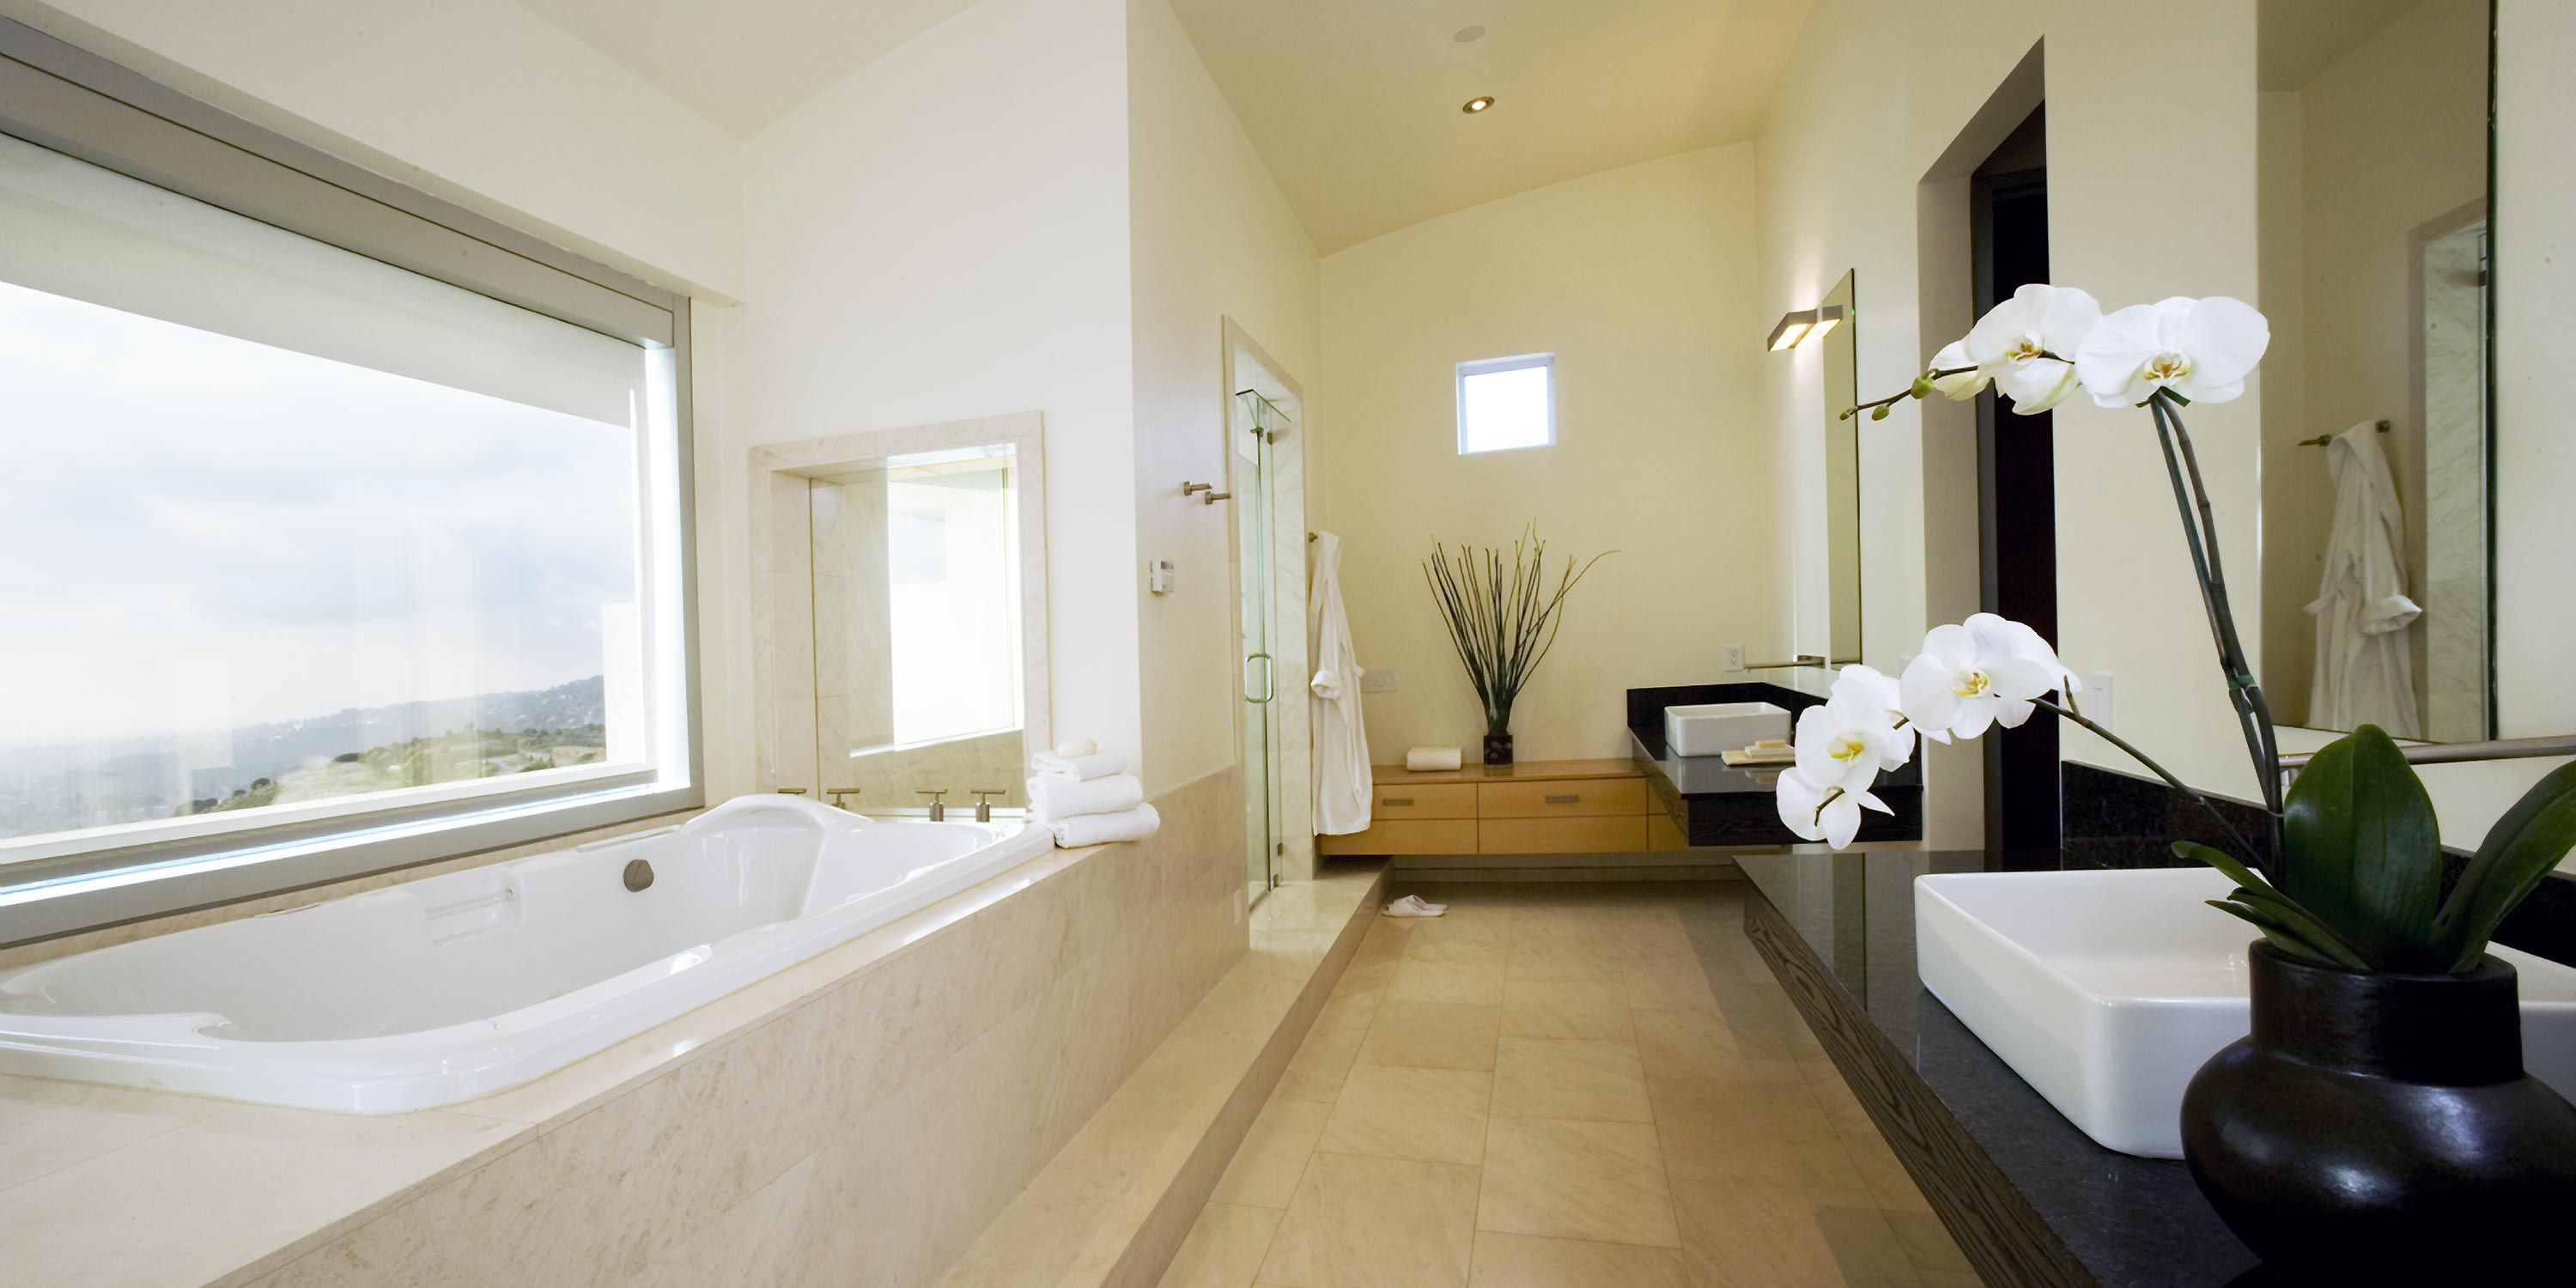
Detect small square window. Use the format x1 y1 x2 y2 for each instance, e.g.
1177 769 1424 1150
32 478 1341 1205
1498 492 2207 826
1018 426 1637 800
1456 354 1554 453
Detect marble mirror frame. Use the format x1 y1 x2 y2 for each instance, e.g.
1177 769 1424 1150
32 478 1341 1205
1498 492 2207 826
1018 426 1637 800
745 411 1050 798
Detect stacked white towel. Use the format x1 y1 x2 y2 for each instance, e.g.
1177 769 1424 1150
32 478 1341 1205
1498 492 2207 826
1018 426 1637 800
1028 743 1158 847
1026 772 1144 820
1032 750 1127 781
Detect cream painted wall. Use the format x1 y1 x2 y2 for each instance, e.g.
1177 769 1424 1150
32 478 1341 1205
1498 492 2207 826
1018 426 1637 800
3 0 746 300
1317 147 1766 763
1125 0 1321 799
1759 0 2576 853
716 0 1140 802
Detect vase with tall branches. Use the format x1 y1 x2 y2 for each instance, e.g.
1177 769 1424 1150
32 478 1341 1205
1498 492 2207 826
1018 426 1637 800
1424 527 1612 767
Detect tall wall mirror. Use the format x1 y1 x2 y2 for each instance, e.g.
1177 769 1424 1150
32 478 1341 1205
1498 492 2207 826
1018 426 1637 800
2256 0 2493 741
748 413 1049 812
1820 270 1862 666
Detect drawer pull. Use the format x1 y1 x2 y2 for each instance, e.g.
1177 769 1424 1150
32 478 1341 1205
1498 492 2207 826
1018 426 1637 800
1545 793 1581 805
1381 797 1414 807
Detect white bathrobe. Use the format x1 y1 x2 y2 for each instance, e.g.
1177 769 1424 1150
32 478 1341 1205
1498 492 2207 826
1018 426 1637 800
2306 422 2422 738
1309 532 1373 835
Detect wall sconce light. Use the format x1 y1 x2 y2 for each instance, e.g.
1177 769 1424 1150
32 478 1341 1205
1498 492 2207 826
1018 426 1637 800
1767 303 1845 352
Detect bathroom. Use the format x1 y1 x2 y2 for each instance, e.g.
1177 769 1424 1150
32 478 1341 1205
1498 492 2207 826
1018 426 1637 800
1 0 2572 1285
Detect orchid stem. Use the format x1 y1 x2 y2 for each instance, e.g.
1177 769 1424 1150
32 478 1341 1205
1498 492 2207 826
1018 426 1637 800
2032 696 2260 862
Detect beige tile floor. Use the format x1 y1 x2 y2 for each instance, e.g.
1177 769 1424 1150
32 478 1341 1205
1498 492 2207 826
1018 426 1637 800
1158 883 1984 1288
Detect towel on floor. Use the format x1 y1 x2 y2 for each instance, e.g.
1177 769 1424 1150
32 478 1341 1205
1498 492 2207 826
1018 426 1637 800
1047 803 1160 848
1025 773 1144 821
1032 750 1128 781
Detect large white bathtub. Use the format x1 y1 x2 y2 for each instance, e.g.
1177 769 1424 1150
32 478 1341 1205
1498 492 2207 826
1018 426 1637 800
0 796 1050 1113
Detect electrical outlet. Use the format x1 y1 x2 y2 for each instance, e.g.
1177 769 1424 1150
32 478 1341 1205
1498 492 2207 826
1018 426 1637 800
1361 668 1398 693
1724 644 1746 672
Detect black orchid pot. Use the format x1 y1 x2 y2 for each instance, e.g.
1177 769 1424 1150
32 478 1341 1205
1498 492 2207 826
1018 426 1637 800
1482 728 1514 767
2180 942 2576 1273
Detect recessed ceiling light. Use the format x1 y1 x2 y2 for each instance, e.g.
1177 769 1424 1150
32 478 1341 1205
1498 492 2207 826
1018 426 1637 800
1461 95 1496 114
1454 25 1486 43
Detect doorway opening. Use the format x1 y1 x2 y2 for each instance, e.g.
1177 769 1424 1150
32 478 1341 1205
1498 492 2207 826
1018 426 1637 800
1971 106 2063 870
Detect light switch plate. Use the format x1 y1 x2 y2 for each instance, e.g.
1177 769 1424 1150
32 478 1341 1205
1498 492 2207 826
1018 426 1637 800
1361 668 1398 693
2081 672 2114 731
1146 559 1176 594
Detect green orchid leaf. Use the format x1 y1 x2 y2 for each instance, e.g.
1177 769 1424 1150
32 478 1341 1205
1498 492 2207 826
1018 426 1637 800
2281 725 2443 969
2172 841 2275 896
2204 899 2358 970
2172 841 2372 965
2433 760 2576 972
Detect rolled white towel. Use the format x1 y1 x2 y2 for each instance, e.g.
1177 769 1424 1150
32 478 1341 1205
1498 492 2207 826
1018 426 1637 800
1405 746 1464 772
1026 773 1144 821
1033 750 1128 781
1048 803 1160 848
1054 737 1097 757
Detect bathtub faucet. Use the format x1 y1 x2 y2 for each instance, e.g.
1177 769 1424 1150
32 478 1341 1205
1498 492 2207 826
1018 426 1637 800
971 789 1005 823
918 788 947 821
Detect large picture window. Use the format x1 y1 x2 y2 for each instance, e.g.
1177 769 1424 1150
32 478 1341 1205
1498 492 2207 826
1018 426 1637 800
0 22 696 942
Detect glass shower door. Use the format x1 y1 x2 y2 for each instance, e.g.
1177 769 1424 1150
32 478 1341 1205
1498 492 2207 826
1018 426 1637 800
1236 391 1287 902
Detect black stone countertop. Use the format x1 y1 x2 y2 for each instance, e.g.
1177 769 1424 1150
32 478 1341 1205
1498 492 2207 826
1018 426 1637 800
1628 681 1923 846
1738 848 2263 1287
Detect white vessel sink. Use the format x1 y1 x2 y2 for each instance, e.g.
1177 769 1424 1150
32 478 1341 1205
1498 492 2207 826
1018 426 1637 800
1915 866 2576 1158
1664 701 1789 758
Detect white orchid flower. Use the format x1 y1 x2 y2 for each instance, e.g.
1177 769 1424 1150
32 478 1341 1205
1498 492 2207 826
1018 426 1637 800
1777 765 1892 849
1899 619 2061 741
1794 704 1886 793
2073 295 2269 408
1963 284 2100 416
1963 613 2081 700
1826 664 1915 770
1927 341 1989 400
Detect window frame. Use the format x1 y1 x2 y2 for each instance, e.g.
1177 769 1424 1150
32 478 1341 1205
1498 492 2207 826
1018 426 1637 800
0 17 703 947
1455 352 1558 454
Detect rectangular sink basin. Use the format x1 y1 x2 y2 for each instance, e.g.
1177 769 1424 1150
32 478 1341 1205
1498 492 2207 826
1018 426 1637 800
1916 866 2576 1158
1664 701 1789 758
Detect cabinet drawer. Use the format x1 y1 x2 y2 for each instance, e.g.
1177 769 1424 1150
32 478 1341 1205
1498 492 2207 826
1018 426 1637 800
1478 777 1647 819
1479 816 1648 854
1318 819 1479 856
1369 783 1479 821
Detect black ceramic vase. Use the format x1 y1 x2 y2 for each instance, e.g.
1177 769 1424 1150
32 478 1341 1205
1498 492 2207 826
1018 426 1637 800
1483 729 1514 767
2180 942 2576 1274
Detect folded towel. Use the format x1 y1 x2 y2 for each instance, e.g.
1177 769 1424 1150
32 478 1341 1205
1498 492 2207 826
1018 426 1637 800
1404 746 1463 772
1048 803 1160 848
1026 773 1144 821
1054 737 1097 757
1033 750 1128 781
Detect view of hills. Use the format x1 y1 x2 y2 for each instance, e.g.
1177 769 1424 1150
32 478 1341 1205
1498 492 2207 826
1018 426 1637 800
0 676 610 841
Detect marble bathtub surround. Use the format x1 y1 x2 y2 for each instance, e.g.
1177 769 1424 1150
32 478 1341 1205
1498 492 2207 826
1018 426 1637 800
1156 882 1981 1288
748 411 1049 797
2 769 1243 1288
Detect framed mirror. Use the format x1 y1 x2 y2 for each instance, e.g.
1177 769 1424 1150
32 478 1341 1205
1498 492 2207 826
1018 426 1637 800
1821 270 1862 666
2255 0 2493 741
748 412 1048 811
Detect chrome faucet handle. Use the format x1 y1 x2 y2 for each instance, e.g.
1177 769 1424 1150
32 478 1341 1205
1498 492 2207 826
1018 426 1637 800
970 788 1006 823
827 787 861 809
917 788 948 822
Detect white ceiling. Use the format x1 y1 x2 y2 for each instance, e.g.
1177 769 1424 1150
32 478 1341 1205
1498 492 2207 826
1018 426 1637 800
519 0 984 137
522 0 1814 252
1166 0 1814 252
2256 0 2430 91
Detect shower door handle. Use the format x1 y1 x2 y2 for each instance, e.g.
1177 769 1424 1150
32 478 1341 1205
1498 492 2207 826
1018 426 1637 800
1246 652 1276 703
